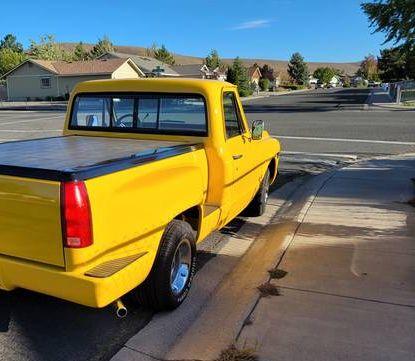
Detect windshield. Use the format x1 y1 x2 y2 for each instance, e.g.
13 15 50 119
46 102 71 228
70 93 207 136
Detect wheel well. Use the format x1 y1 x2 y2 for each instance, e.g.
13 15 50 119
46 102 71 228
268 158 277 180
174 206 200 234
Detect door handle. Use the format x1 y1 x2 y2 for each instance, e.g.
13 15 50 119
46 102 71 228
233 154 243 160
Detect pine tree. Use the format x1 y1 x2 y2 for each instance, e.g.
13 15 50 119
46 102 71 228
205 49 221 70
287 52 309 85
154 45 175 65
0 34 23 53
227 57 252 97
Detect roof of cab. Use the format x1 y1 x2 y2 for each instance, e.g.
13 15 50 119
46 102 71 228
72 78 236 95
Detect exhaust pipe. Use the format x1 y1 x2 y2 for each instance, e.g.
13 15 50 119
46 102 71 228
114 299 128 318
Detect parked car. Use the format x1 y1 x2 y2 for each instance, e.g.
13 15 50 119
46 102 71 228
0 78 280 314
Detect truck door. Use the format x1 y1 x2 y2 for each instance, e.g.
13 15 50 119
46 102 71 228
222 90 258 219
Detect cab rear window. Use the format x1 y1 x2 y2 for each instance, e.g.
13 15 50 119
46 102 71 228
70 93 207 136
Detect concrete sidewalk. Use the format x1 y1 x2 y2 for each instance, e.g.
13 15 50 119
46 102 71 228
112 155 414 361
238 154 415 361
368 89 415 110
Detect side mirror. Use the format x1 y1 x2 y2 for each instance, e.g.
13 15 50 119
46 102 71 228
251 120 264 140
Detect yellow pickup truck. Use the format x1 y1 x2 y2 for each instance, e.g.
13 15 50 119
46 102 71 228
0 78 280 313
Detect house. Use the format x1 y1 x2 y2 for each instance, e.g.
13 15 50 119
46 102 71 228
211 67 227 81
170 64 226 80
329 75 341 87
0 84 6 101
248 65 262 85
308 75 318 85
171 64 212 79
3 58 142 101
99 52 179 77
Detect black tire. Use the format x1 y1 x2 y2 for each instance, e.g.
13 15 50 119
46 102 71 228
243 168 270 217
133 220 196 311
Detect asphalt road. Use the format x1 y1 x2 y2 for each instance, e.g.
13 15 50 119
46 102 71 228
0 88 414 361
244 88 415 156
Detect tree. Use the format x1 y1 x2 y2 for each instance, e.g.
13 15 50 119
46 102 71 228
362 0 415 80
361 0 415 50
154 45 175 65
357 54 380 81
377 47 408 81
0 48 26 76
205 49 221 70
260 64 275 82
226 57 252 97
145 43 158 57
313 67 336 84
29 34 71 61
0 34 23 53
90 36 114 58
287 52 309 85
259 78 270 91
73 42 90 61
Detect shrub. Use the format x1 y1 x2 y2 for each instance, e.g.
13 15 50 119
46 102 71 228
259 78 270 91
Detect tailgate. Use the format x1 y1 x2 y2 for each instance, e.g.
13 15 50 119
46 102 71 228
0 175 64 267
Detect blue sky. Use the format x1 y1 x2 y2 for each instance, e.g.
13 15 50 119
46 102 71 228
1 0 387 62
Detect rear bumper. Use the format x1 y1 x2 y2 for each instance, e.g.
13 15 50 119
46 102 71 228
0 252 152 308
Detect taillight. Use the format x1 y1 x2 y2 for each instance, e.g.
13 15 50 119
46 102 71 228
61 181 93 248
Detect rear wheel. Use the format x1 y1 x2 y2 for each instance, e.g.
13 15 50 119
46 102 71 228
243 169 270 217
133 220 196 311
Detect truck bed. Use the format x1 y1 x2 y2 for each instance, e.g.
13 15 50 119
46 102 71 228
0 136 202 181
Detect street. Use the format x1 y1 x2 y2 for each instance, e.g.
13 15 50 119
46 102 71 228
245 88 415 155
0 88 413 361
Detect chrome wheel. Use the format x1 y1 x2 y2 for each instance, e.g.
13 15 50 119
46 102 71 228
170 238 192 295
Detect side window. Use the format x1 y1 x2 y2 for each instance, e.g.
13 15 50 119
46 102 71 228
223 92 244 138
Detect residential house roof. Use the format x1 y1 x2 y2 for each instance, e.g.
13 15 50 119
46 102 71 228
171 64 211 76
99 52 179 76
3 58 142 78
248 65 262 78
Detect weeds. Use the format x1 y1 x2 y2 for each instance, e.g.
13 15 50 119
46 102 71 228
268 268 288 279
215 344 258 361
257 282 281 297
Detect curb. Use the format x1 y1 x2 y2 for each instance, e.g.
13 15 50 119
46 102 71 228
111 171 335 361
0 105 67 111
165 171 335 361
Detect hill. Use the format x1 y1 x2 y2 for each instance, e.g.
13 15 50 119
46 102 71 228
60 43 361 76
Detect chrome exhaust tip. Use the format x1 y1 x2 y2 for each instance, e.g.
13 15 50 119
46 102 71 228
114 299 128 318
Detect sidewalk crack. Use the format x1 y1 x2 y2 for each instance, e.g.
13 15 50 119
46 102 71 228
278 286 415 309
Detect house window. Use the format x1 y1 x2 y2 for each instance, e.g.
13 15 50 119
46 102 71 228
40 77 51 88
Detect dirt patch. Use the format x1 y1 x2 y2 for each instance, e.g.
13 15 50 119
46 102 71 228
257 282 281 297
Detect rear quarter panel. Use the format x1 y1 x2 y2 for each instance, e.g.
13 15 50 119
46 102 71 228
64 148 208 279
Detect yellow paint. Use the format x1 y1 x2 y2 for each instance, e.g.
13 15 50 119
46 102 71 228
0 78 280 308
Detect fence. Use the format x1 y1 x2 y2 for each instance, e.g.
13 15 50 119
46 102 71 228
389 80 415 103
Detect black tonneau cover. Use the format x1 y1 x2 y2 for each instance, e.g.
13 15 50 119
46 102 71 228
0 136 202 181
